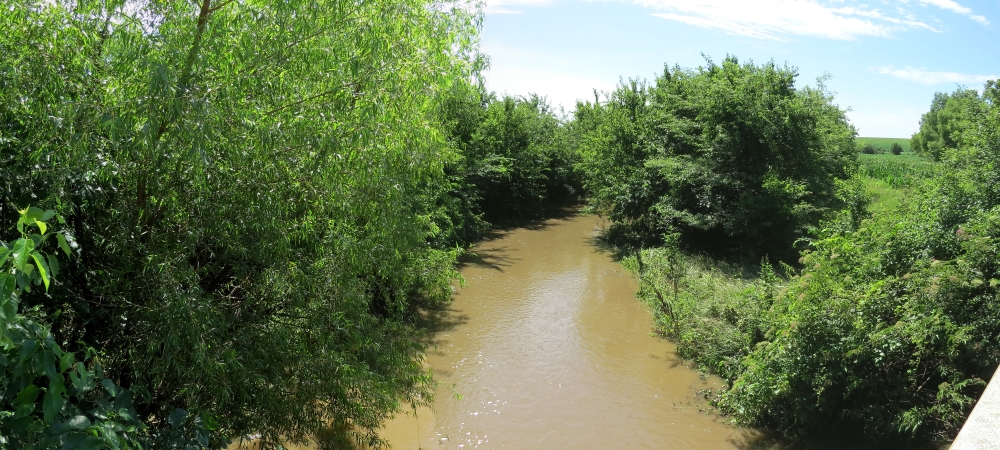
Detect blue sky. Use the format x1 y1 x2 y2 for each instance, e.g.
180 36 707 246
478 0 1000 137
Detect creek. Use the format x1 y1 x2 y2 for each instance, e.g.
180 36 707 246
378 211 761 449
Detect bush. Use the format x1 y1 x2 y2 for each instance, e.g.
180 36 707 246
910 88 982 161
439 85 582 228
719 81 997 441
631 79 1000 443
891 142 904 155
0 1 478 446
576 57 857 261
1 208 216 447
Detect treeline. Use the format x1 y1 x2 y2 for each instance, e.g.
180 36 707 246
910 87 983 161
589 60 1000 442
575 57 856 262
430 83 581 246
0 1 575 448
6 0 998 446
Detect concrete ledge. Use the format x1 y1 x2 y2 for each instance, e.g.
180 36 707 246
951 365 1000 449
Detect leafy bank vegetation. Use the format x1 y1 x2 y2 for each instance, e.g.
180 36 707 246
0 0 575 448
599 68 1000 443
3 0 999 447
575 57 856 262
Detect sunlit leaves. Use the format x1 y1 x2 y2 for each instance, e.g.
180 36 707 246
576 57 856 260
1 0 480 447
0 210 149 447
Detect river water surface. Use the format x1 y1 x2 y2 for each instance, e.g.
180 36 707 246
378 211 760 449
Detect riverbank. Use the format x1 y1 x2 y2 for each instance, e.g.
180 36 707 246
380 210 754 449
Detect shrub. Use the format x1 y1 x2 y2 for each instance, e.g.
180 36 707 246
0 1 478 446
576 56 857 261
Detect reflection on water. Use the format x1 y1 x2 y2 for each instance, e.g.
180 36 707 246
230 211 896 450
380 212 758 449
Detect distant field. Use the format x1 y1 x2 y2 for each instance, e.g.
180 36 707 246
858 137 911 153
857 153 938 188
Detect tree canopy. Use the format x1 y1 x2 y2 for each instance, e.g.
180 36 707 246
1 0 480 446
576 57 856 261
911 88 981 161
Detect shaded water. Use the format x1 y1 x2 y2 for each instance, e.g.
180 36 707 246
379 211 760 449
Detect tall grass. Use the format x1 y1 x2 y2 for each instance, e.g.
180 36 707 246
624 251 781 382
857 154 939 188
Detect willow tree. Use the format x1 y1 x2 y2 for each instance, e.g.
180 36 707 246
1 0 479 447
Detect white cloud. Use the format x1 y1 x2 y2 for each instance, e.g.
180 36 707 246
480 42 617 111
917 0 989 24
484 66 613 112
632 0 930 41
846 107 925 137
486 0 551 13
875 66 1000 85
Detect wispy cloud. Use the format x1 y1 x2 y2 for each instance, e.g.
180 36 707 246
632 0 936 41
875 66 1000 85
917 0 988 25
486 0 550 14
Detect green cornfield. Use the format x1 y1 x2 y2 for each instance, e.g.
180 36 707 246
857 154 939 188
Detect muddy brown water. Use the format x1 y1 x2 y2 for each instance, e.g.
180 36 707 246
377 212 762 449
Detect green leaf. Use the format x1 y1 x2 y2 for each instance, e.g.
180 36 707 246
31 253 50 291
26 206 45 222
115 390 135 421
67 414 92 430
34 219 47 235
69 364 84 391
71 362 93 392
0 275 16 323
11 238 34 271
42 349 58 378
47 253 60 280
168 408 188 427
57 233 71 257
62 435 105 450
0 272 15 301
60 351 75 372
13 384 40 405
101 378 119 397
40 210 55 221
0 247 10 267
0 297 15 322
51 414 91 434
14 403 34 419
43 382 65 424
19 338 36 362
15 270 31 292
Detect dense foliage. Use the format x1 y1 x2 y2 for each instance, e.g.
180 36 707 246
1 0 481 446
630 80 1000 443
4 0 997 445
435 84 581 232
911 88 981 161
576 57 856 261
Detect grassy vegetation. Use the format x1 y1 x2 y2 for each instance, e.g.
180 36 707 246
625 122 1000 443
625 252 779 383
858 137 912 153
857 153 939 188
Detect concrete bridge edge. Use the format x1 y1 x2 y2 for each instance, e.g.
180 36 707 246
951 364 1000 449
